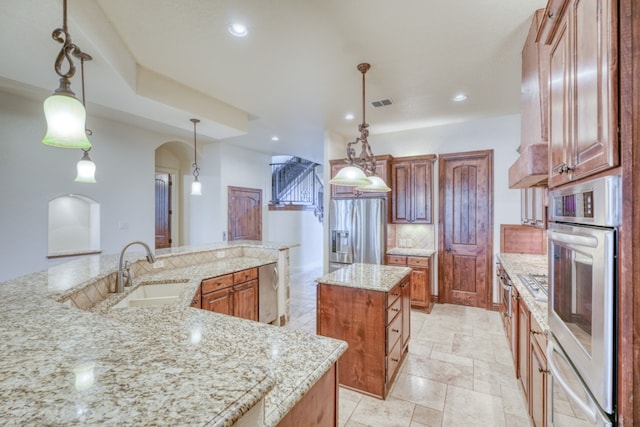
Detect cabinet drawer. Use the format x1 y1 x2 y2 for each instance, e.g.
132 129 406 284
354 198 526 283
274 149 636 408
386 309 402 352
386 336 403 382
407 256 430 268
386 255 407 266
387 295 402 324
387 285 402 308
201 274 233 294
234 268 258 283
530 314 547 352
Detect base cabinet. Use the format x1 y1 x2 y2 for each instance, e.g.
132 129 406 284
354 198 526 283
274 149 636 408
316 276 410 399
386 254 433 313
199 268 259 321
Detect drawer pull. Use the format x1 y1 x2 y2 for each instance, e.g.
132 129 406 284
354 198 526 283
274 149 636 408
391 308 400 312
392 293 400 297
192 299 198 305
392 328 399 333
391 358 399 363
538 367 550 374
532 330 543 335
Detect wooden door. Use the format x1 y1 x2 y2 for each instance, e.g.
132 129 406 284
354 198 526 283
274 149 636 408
228 186 262 241
570 0 618 181
547 13 571 188
438 150 493 309
233 280 258 321
202 288 233 316
155 173 171 249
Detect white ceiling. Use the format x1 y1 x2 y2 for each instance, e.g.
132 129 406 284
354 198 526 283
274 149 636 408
0 0 547 163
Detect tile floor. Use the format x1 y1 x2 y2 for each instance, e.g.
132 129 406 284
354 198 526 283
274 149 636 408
285 269 532 427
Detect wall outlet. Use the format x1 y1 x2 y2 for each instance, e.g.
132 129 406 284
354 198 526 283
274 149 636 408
407 239 414 247
216 251 225 259
222 231 227 241
152 260 165 269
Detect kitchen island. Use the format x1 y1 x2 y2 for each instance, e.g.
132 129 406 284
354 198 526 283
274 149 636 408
316 263 412 399
0 242 347 426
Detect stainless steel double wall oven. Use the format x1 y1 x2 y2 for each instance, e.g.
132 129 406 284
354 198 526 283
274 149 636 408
547 176 620 426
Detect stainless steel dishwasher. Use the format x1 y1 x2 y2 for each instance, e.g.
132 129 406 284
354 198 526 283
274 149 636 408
258 263 278 324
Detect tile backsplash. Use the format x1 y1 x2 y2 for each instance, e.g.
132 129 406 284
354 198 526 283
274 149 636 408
387 224 435 250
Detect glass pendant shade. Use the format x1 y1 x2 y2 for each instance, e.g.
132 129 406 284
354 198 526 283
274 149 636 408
43 94 91 149
329 166 372 186
75 152 96 183
191 179 202 196
356 175 391 192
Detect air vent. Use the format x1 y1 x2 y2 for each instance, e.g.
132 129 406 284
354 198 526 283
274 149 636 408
370 98 393 108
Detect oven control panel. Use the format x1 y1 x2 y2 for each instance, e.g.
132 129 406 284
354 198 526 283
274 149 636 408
548 175 620 227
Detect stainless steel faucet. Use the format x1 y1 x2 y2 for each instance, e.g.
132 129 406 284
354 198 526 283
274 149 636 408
116 241 157 293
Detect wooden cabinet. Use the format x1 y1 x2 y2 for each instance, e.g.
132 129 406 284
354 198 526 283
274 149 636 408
316 275 410 399
520 187 547 228
530 315 548 427
390 155 436 224
200 268 259 321
190 287 201 309
329 155 392 199
386 254 433 313
541 0 618 188
510 287 519 374
518 297 530 406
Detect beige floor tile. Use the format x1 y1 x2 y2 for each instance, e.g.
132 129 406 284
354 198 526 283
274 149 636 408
339 397 358 427
442 385 506 427
450 333 498 362
429 349 474 368
340 387 364 404
504 413 533 426
345 421 369 427
349 395 415 427
411 404 443 427
473 359 520 390
501 384 529 416
389 373 448 411
408 338 434 357
402 354 474 390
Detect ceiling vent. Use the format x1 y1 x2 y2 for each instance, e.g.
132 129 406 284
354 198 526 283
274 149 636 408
370 98 393 108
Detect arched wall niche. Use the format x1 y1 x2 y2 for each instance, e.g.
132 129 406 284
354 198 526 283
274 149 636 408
47 194 101 258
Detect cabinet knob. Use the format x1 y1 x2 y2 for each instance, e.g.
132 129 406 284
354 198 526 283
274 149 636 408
391 358 399 363
547 10 554 19
392 328 400 333
445 248 452 253
391 308 400 312
538 367 550 374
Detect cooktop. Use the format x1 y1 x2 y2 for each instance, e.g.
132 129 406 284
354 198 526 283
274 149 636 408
517 274 548 302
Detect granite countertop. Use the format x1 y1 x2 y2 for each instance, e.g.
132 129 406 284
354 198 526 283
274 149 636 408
0 244 346 427
497 253 549 330
386 247 436 257
316 263 412 292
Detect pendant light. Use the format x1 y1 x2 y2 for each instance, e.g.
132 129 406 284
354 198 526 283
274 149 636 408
190 118 202 196
42 0 91 149
74 52 96 183
329 63 390 192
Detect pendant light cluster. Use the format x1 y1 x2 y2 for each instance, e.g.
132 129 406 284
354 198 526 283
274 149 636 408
329 63 391 193
42 0 96 183
190 118 202 196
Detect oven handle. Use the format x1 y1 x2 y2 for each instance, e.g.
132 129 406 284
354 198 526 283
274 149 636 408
548 230 598 248
546 339 598 424
500 282 511 292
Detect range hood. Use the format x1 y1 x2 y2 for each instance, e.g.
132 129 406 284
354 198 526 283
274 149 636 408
508 143 548 188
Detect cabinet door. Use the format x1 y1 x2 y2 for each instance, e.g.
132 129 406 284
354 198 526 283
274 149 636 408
510 289 520 375
570 0 618 181
391 162 411 223
410 160 433 224
532 187 547 228
410 269 428 309
233 279 258 321
400 278 411 349
202 288 233 316
530 339 548 427
518 299 531 407
548 12 572 188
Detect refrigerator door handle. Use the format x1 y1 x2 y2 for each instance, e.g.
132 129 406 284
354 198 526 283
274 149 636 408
546 339 598 424
351 203 358 263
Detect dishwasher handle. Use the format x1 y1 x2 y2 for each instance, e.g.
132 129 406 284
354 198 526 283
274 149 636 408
272 265 279 290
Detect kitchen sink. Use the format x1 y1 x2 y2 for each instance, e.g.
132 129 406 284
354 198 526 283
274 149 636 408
112 281 189 309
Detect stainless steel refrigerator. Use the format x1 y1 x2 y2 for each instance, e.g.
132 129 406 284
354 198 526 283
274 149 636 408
329 198 386 272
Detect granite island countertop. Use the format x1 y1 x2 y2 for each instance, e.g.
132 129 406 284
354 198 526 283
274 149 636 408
316 263 412 292
0 242 346 427
497 253 549 330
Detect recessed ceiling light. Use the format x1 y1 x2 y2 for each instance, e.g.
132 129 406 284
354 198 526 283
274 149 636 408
271 136 279 142
452 93 468 102
345 113 355 121
228 23 248 37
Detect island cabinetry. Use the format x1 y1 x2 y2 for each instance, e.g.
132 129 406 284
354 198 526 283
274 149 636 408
329 155 393 199
390 155 436 224
317 274 410 399
200 268 259 321
386 254 433 313
540 0 618 188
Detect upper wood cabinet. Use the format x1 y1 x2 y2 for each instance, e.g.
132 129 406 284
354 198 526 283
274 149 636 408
390 155 436 224
540 0 618 188
521 9 549 152
520 187 547 228
329 155 393 199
